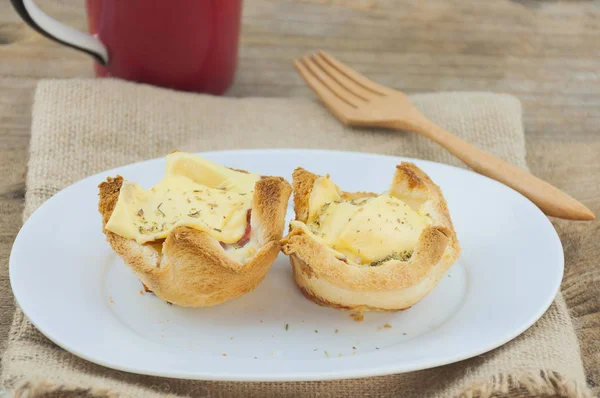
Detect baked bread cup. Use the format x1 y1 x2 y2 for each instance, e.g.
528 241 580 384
98 152 291 307
281 162 460 312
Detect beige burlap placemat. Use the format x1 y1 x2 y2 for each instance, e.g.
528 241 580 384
1 79 593 398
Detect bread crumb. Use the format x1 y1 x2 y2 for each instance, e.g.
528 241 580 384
350 312 364 322
384 323 392 329
139 290 144 295
109 296 114 304
377 325 382 331
335 329 339 334
229 337 233 340
222 353 227 356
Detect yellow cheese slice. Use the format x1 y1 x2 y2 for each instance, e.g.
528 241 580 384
302 177 430 265
338 194 428 262
105 153 260 244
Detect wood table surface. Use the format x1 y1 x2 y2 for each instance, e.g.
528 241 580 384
1 0 599 393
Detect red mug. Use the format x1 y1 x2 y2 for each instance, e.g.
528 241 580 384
11 0 242 95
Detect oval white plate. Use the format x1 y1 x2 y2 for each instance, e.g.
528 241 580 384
10 149 563 381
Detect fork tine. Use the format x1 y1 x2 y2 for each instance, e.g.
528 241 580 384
300 55 361 107
311 53 375 101
318 50 390 95
294 59 356 123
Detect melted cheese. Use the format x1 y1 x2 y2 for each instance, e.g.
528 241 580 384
301 176 430 264
105 153 260 245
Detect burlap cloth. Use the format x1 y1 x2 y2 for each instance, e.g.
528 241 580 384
0 79 593 398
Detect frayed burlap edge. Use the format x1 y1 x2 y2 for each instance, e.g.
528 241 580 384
6 370 594 398
458 370 594 398
9 380 118 398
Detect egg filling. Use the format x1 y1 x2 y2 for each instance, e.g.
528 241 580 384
105 152 260 260
290 176 431 265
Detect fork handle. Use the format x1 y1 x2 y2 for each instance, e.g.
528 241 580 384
398 116 595 221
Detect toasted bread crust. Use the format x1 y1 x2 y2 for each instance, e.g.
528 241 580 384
98 172 291 307
281 162 460 311
291 167 319 224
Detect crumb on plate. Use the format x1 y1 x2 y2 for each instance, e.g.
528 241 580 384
350 312 364 322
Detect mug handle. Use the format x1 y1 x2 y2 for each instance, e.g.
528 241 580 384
10 0 109 65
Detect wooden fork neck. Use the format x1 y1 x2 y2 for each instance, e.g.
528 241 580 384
388 114 447 142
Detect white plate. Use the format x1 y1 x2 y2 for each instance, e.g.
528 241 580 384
10 149 563 381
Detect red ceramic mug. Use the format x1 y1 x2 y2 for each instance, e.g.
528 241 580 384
11 0 242 95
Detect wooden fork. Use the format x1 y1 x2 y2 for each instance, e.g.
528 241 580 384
294 51 595 221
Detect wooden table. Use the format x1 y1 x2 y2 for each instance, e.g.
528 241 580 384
1 0 599 393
